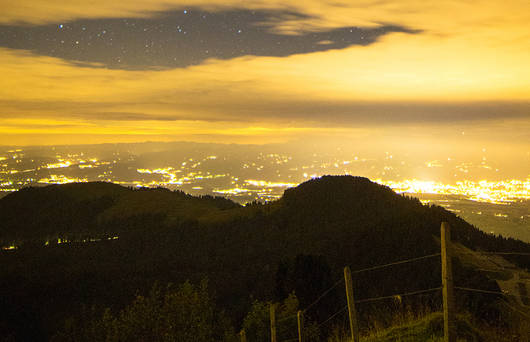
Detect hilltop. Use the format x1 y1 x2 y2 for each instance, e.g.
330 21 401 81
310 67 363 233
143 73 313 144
0 181 239 244
0 176 529 340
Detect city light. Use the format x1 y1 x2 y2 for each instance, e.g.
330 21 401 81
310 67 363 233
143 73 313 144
0 147 528 207
375 179 530 204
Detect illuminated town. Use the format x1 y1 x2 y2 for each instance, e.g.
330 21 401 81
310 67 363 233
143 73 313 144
1 145 528 202
0 142 528 243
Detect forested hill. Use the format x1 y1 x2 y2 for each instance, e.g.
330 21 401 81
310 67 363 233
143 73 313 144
0 181 239 244
1 176 529 340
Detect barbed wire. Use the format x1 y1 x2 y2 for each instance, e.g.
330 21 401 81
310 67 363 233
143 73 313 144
455 286 530 301
481 252 530 256
275 246 529 339
474 268 510 272
277 280 344 324
456 286 530 318
454 286 509 296
303 278 344 314
316 304 348 329
458 251 530 257
355 287 442 304
351 253 441 275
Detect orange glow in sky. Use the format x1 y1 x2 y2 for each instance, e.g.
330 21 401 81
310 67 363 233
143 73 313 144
0 0 528 148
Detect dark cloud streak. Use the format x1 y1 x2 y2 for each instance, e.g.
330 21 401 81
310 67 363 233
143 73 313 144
0 9 418 69
1 99 528 126
180 100 530 125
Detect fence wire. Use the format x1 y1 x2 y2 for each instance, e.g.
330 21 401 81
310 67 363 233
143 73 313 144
351 253 441 274
272 244 529 342
355 287 442 304
458 251 530 257
455 286 530 301
316 304 348 329
303 278 344 314
480 252 530 256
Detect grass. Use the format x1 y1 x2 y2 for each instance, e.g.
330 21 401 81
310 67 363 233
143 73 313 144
362 313 450 342
325 308 530 342
326 312 483 342
360 313 444 341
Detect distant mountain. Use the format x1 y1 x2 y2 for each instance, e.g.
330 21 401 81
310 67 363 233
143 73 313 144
0 181 239 245
1 176 529 340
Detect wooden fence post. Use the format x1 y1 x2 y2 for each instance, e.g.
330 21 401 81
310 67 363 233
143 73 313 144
344 266 360 342
297 310 304 342
240 329 247 342
270 303 277 342
441 222 456 342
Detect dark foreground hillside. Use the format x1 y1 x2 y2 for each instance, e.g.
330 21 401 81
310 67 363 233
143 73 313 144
1 176 529 341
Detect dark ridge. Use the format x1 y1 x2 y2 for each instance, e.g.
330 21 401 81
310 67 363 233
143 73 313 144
0 181 240 244
0 176 528 340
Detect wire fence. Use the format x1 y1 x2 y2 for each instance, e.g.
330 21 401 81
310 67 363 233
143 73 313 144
259 224 530 342
351 253 441 274
272 251 445 342
455 286 530 301
303 278 344 314
316 305 348 329
479 252 530 256
355 287 442 304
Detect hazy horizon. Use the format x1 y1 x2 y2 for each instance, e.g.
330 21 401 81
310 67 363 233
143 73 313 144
1 0 528 237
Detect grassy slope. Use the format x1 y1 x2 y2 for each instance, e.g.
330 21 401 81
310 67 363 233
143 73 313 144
355 242 530 342
453 242 530 307
361 313 445 342
359 313 480 342
357 310 530 342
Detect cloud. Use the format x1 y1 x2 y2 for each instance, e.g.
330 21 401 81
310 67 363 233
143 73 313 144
1 36 528 126
2 0 529 37
0 0 529 145
1 1 528 60
0 9 418 69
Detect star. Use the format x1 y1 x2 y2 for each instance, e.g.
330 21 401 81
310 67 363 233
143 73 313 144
0 8 415 70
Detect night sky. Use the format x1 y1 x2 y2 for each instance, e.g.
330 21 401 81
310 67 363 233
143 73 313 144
0 9 417 69
0 0 528 159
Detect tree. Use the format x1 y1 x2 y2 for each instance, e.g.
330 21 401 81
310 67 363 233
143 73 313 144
52 280 236 342
242 293 299 342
